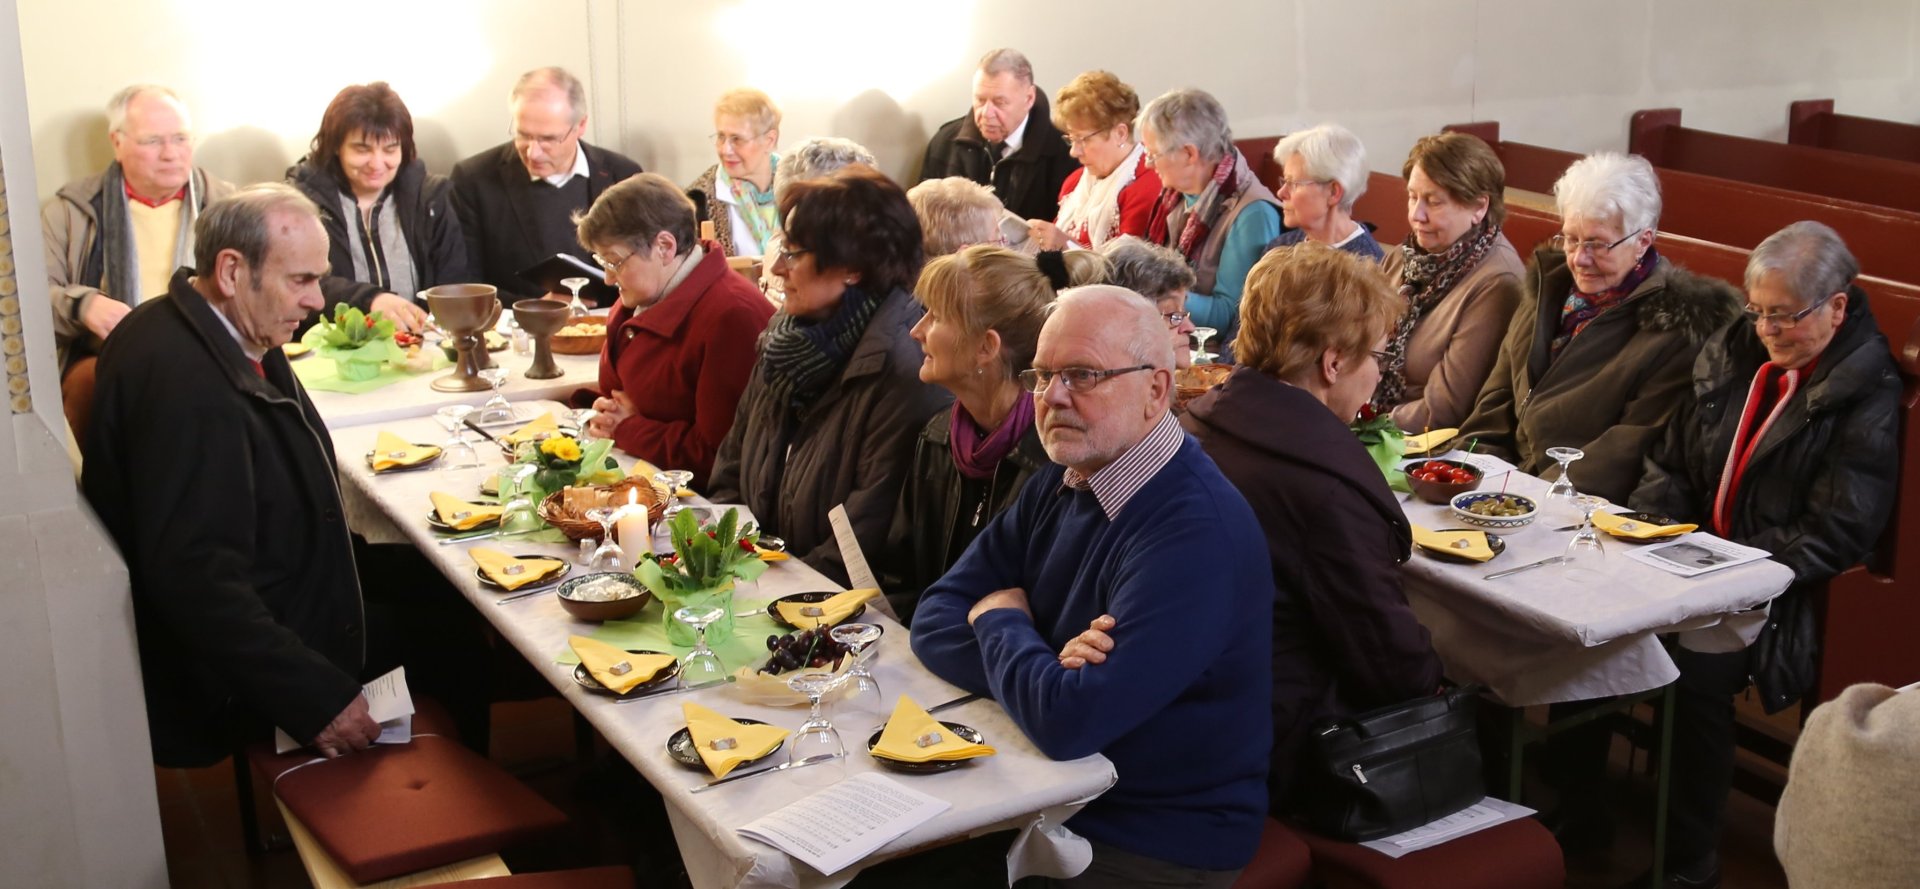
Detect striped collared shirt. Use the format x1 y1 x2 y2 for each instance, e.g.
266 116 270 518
1061 412 1185 520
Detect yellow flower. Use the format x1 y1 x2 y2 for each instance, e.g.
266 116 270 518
540 436 582 462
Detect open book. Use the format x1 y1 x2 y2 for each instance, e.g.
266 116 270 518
737 773 950 875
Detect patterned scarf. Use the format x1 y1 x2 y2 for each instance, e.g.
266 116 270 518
758 285 884 409
949 393 1035 480
717 154 781 255
1371 219 1501 411
1551 246 1660 358
1147 149 1251 263
1055 142 1146 247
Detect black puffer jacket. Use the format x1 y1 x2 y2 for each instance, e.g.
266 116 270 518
918 90 1078 223
1632 284 1900 584
286 156 472 324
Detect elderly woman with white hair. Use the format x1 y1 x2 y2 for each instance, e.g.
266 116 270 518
907 176 1008 257
688 88 782 258
1628 221 1899 888
1456 151 1740 504
1264 124 1382 260
1137 88 1280 351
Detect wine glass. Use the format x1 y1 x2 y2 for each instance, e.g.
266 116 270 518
1542 446 1586 525
1563 495 1609 583
568 406 598 439
785 670 847 785
476 367 512 424
584 506 625 571
560 276 592 318
498 465 542 534
829 623 885 723
654 470 696 517
675 605 729 688
435 404 480 470
1191 326 1219 365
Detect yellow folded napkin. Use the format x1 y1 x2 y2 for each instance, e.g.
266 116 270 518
371 431 441 471
756 546 790 562
429 491 503 530
1410 524 1495 562
503 412 558 444
632 458 696 498
683 701 789 778
470 547 566 590
1402 428 1460 456
776 588 879 628
569 635 676 694
1591 510 1697 540
873 695 996 764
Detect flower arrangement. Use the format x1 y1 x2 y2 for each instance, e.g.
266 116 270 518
633 508 769 644
303 304 405 380
1350 407 1409 488
514 434 621 499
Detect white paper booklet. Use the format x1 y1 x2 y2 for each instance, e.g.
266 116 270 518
1623 534 1772 578
273 666 416 754
1359 797 1536 858
737 773 951 875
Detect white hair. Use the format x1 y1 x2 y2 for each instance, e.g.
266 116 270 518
773 137 877 201
978 48 1034 85
1137 88 1234 165
106 84 186 135
1554 151 1662 235
1275 123 1369 213
1054 284 1174 368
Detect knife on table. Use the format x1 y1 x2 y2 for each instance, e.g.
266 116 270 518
1484 555 1570 580
690 755 836 793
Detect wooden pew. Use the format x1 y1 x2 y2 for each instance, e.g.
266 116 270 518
1445 121 1920 286
1788 99 1920 164
1629 107 1920 215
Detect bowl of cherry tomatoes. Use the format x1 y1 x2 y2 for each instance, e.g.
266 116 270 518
1402 458 1483 504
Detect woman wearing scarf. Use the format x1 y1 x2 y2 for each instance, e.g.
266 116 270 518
687 89 781 258
1631 222 1898 889
1455 151 1739 505
1376 134 1525 431
1264 123 1383 261
707 167 951 587
1137 88 1280 352
1027 71 1161 251
883 247 1108 624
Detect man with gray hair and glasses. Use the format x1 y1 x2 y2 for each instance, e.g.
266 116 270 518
44 84 234 443
451 66 643 305
912 285 1272 887
918 48 1077 223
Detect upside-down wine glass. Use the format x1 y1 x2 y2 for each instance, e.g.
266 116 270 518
560 276 592 318
477 366 512 424
435 404 480 470
1562 494 1609 584
675 604 729 688
1191 326 1219 365
785 670 848 786
828 623 885 723
584 506 626 572
1542 446 1586 525
654 469 696 517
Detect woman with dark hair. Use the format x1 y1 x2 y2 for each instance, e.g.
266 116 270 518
707 166 952 586
286 82 470 331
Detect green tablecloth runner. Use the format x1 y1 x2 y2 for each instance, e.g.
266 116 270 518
554 601 784 668
292 351 451 394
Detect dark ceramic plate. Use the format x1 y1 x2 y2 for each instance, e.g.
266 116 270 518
865 722 987 774
474 559 571 591
570 649 680 698
666 718 782 768
767 591 868 629
426 509 500 534
1414 529 1507 564
365 444 442 473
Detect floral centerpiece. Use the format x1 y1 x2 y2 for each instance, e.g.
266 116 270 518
513 434 623 504
633 508 768 646
302 304 406 380
1351 404 1409 490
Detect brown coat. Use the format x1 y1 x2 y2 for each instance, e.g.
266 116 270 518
1382 235 1525 432
1457 248 1741 503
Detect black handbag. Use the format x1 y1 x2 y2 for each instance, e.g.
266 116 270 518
1294 685 1485 842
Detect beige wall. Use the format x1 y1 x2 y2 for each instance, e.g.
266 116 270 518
17 0 1920 209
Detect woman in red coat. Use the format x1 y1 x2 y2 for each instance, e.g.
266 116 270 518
573 172 774 488
1026 70 1161 251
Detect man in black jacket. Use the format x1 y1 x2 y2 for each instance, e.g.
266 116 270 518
917 49 1078 224
451 67 643 305
84 184 381 766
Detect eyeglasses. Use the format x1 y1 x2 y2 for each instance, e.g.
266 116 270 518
132 133 191 150
1278 178 1329 192
1743 292 1836 330
1548 228 1644 256
776 246 811 265
1061 127 1112 149
1161 310 1190 328
1017 364 1155 394
711 131 767 151
1369 349 1392 365
511 128 575 151
592 250 643 273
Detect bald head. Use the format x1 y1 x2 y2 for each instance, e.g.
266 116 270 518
1032 284 1174 475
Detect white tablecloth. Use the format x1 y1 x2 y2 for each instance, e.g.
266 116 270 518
330 414 1117 889
304 347 601 430
1397 462 1794 706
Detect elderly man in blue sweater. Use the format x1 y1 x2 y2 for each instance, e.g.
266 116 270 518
911 285 1274 888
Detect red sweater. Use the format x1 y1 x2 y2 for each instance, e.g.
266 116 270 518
595 244 774 488
1055 154 1162 245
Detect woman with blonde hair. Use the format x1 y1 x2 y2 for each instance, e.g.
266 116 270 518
885 246 1108 622
687 88 781 257
1028 70 1161 250
1181 242 1442 811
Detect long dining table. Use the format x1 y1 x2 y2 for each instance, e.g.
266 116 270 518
326 407 1117 889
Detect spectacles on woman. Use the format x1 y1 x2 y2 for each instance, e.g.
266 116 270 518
1061 127 1113 149
1278 178 1329 192
1743 292 1837 330
1548 228 1644 256
1017 365 1155 394
1161 310 1190 328
776 246 811 265
711 131 767 151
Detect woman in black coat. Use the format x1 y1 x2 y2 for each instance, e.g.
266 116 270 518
1628 222 1900 887
286 82 471 332
1179 242 1444 811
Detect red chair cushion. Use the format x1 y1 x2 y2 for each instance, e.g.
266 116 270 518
436 865 636 889
1298 818 1565 889
1232 818 1314 889
272 734 568 883
246 696 462 785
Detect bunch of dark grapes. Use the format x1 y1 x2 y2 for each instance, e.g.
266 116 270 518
759 628 848 675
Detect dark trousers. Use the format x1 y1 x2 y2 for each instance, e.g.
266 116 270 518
355 539 494 753
1666 645 1751 866
1027 839 1242 889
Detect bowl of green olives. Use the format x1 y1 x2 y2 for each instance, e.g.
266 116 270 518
1449 491 1538 529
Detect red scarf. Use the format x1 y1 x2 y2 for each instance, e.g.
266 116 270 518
1145 151 1244 263
1711 357 1816 536
124 180 186 208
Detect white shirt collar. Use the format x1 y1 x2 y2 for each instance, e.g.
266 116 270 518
1000 115 1028 157
534 143 591 188
203 286 265 361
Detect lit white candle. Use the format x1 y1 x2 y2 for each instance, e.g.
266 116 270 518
615 487 651 570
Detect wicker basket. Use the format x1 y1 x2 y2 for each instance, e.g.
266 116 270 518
1174 363 1233 410
551 312 611 355
537 476 667 541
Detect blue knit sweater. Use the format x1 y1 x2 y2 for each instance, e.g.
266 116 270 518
909 436 1274 871
1266 225 1386 261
